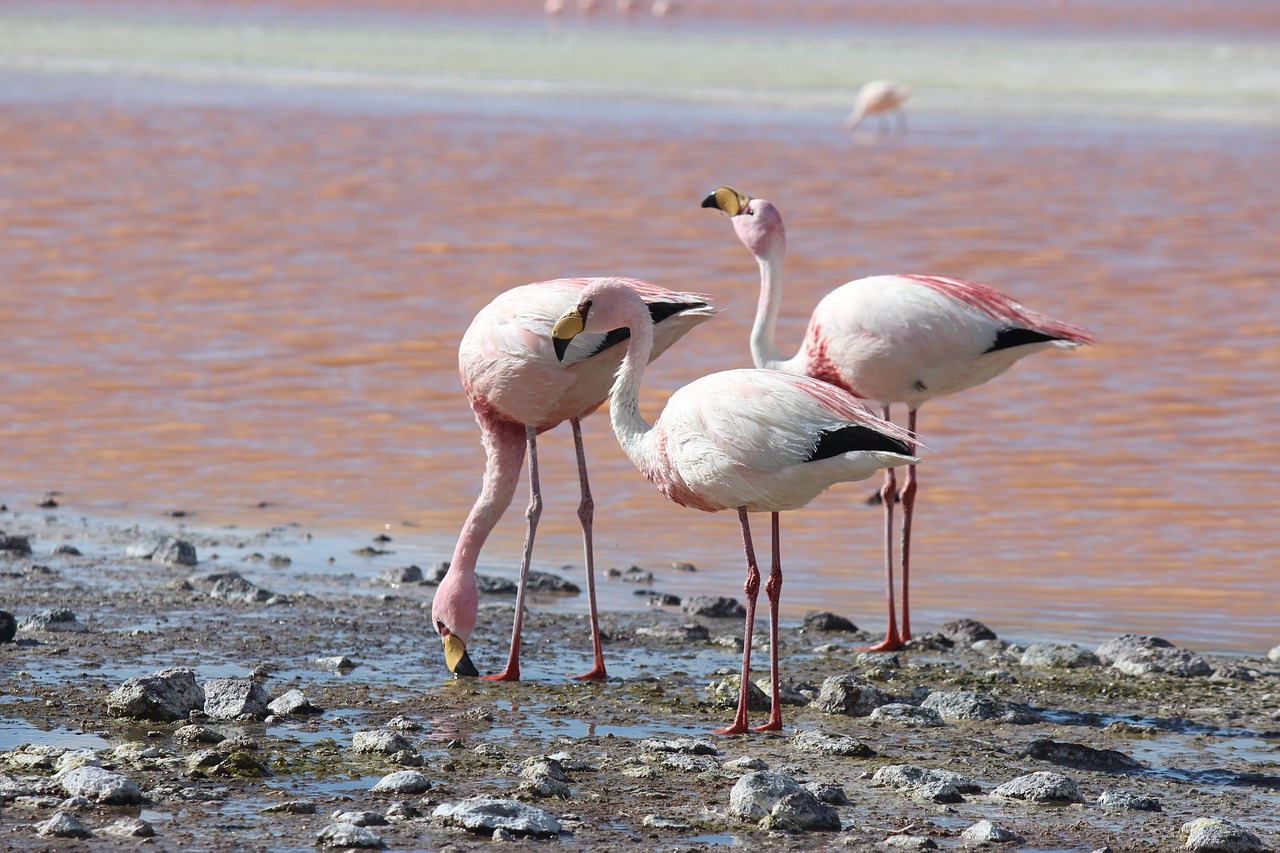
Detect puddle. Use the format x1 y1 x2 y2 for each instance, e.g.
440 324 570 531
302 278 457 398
0 717 111 753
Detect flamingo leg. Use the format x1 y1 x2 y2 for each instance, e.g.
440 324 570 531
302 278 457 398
714 507 761 735
481 425 541 682
753 511 784 732
569 417 607 681
861 404 904 652
899 408 919 642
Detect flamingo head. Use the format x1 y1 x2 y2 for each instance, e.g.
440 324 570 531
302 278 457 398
701 186 786 262
430 565 480 677
551 279 648 361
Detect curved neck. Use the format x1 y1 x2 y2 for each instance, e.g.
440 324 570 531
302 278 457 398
437 413 525 638
607 306 657 467
750 245 794 371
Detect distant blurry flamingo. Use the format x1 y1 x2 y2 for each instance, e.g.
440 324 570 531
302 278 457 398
432 278 714 682
841 80 911 134
702 187 1094 651
551 279 917 733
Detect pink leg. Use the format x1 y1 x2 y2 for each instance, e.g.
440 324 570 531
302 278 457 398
714 508 760 736
860 404 904 652
569 418 607 681
481 425 540 682
753 512 783 732
899 409 919 642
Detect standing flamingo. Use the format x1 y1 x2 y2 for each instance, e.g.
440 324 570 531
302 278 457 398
433 277 715 682
702 186 1094 651
841 80 911 134
550 279 918 733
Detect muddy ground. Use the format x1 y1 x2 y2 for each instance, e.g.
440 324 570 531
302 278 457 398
1 510 1278 852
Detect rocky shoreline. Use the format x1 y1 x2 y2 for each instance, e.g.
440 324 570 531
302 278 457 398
1 511 1278 852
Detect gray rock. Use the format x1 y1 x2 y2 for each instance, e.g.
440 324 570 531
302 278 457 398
792 730 875 757
268 689 324 716
869 703 945 727
1020 642 1100 669
762 790 841 832
871 764 980 794
106 668 204 722
639 737 718 755
334 811 389 827
812 675 892 717
1267 645 1280 663
18 608 89 633
682 595 745 618
661 754 721 774
371 770 431 795
56 766 143 805
519 758 570 799
709 675 770 711
314 654 358 670
102 816 156 838
0 610 15 643
1180 818 1268 852
208 573 274 603
642 814 692 830
1096 634 1211 677
433 797 562 837
174 724 226 744
315 822 384 849
350 730 414 756
884 834 938 850
993 771 1085 804
940 618 997 644
803 611 858 633
1098 789 1162 812
379 565 423 586
0 533 33 554
1021 739 1142 772
153 537 197 566
728 770 803 820
921 690 1040 724
805 781 849 805
913 780 964 803
203 678 270 720
260 800 318 815
961 819 1026 844
526 570 578 593
36 811 93 839
636 622 710 642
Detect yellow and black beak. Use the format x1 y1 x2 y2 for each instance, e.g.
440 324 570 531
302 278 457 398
701 186 752 216
442 634 479 678
551 302 588 362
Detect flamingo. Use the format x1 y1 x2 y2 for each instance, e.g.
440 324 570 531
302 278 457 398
433 277 715 682
701 186 1095 651
550 278 918 734
841 80 911 134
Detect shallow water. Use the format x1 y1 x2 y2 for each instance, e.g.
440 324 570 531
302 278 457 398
1 1 1278 655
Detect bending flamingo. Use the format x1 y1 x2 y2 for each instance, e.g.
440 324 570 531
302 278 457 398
841 80 912 134
433 277 715 682
702 186 1094 651
551 278 917 733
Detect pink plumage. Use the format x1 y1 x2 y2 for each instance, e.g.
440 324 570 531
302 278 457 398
551 278 917 734
432 276 714 682
703 187 1094 652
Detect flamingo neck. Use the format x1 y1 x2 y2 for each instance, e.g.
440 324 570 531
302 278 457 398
435 414 525 641
607 305 657 468
751 247 798 372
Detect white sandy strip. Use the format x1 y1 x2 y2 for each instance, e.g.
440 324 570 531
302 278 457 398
1 15 1278 124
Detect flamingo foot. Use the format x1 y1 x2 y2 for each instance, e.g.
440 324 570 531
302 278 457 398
857 634 905 653
712 721 750 736
571 666 607 681
752 717 783 733
479 668 520 682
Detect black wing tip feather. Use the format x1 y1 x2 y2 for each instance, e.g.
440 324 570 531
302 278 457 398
584 300 707 359
808 425 912 463
985 327 1062 353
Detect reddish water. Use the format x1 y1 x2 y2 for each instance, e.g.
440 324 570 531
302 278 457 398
1 2 1277 653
